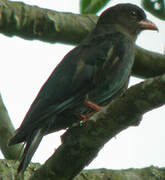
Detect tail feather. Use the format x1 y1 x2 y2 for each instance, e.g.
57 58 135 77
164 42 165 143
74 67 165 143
8 129 25 146
17 128 43 173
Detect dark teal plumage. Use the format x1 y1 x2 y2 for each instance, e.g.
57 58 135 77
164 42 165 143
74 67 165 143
8 3 157 173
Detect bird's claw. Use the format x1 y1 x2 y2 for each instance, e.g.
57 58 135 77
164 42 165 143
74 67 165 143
84 100 103 111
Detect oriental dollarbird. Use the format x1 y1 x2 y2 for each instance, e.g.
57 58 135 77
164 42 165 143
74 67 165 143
9 3 158 173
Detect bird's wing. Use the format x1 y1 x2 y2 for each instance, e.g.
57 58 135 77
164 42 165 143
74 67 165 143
12 45 96 140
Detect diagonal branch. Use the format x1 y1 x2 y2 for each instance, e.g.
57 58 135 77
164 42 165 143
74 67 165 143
0 1 164 79
0 94 22 159
0 1 97 44
30 74 165 179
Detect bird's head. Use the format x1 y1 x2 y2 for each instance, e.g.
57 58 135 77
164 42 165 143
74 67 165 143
97 3 158 40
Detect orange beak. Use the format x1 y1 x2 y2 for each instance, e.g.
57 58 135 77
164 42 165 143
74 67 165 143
139 19 158 31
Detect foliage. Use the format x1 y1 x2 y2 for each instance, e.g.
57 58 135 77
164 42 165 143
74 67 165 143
80 0 165 20
80 0 111 14
142 0 165 20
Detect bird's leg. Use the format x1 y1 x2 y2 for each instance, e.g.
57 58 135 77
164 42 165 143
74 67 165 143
79 111 100 124
79 112 96 122
83 100 103 111
79 100 104 123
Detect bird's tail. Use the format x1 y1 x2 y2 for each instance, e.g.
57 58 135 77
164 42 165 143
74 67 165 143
17 128 43 173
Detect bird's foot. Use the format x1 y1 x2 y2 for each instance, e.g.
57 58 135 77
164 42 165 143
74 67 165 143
83 100 103 111
78 101 104 125
79 112 96 123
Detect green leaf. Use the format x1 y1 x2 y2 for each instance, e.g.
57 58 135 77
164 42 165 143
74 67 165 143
142 0 165 20
80 0 111 14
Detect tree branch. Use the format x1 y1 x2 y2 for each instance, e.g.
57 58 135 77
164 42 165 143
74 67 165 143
134 46 165 79
29 74 165 179
0 1 97 44
0 94 22 160
0 159 165 180
75 167 165 180
0 1 164 79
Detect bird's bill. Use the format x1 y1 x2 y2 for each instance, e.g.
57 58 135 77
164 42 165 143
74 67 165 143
139 19 158 31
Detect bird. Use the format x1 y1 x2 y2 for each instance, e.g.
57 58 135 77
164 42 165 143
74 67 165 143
8 3 158 173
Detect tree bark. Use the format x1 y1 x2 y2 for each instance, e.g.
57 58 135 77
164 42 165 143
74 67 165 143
134 46 165 79
74 167 165 180
0 94 22 160
0 159 165 180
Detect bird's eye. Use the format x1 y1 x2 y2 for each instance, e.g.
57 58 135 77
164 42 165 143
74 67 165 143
130 11 137 17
